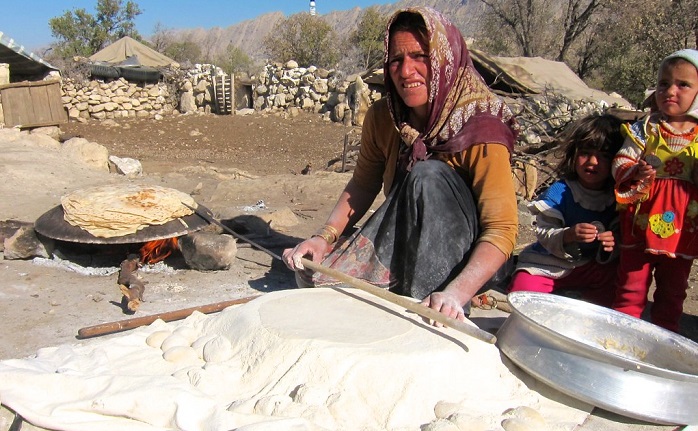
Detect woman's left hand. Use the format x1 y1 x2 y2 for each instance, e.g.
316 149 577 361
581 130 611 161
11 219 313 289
420 291 467 327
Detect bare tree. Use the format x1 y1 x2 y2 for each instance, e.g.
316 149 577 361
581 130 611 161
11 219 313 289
476 0 557 57
476 0 605 63
150 22 174 52
557 0 602 61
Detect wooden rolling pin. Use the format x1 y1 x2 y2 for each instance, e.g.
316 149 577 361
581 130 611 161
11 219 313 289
77 295 260 338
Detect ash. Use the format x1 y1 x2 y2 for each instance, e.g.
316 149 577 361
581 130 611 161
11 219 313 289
32 255 178 276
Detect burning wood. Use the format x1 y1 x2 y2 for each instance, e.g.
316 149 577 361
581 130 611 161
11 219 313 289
139 237 178 264
118 254 146 313
117 238 177 313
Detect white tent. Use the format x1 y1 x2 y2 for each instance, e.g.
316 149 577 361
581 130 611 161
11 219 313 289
89 36 177 68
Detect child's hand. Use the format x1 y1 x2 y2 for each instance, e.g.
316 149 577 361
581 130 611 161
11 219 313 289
632 158 656 185
563 223 600 245
596 230 615 252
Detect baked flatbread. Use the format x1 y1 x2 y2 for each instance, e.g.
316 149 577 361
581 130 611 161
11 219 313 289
61 184 197 238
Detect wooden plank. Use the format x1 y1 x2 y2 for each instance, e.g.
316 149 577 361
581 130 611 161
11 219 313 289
1 86 32 126
0 80 66 128
46 81 67 123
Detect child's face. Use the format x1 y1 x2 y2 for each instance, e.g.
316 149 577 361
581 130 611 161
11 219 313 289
655 60 698 120
575 149 612 190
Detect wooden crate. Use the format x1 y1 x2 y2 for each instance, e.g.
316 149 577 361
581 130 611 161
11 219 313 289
0 79 67 128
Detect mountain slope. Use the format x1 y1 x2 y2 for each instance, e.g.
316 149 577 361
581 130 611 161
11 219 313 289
168 0 484 63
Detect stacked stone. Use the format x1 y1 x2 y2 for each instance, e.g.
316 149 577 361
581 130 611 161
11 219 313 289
252 60 382 125
178 63 224 114
61 77 174 121
506 94 613 145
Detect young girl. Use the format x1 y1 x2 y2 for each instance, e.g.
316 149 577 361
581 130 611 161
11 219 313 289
509 113 624 307
612 49 698 332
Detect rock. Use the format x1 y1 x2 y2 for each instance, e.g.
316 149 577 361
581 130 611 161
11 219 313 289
3 226 52 260
178 232 237 271
108 155 142 178
61 137 110 171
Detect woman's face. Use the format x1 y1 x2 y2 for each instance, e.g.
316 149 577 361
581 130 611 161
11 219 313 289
388 29 430 118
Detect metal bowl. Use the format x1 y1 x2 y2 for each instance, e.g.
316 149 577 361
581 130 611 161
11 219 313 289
496 292 698 425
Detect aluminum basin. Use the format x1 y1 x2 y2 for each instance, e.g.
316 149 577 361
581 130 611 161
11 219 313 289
497 292 698 425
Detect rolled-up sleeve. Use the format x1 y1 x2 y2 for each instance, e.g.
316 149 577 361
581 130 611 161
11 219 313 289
457 144 518 257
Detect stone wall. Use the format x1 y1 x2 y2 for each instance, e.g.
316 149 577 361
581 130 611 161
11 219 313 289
251 60 383 126
61 77 175 121
56 60 620 139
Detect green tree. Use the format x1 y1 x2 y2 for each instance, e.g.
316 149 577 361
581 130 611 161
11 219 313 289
350 7 387 70
593 0 698 105
216 44 253 75
49 0 142 58
164 41 202 65
263 13 339 68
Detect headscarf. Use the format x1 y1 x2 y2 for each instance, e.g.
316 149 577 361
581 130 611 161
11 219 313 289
659 49 698 120
383 7 519 171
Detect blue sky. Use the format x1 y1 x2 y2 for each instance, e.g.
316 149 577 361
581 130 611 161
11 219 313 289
1 0 396 51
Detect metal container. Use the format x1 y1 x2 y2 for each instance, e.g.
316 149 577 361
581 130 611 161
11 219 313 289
497 292 698 425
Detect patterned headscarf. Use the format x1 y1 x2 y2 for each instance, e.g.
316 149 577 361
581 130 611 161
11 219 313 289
660 49 698 120
383 7 519 171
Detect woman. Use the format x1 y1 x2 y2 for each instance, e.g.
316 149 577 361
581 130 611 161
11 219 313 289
283 7 519 324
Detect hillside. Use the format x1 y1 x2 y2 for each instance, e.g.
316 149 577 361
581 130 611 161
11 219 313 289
168 0 484 63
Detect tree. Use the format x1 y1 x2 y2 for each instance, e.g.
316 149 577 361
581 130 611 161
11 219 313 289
350 7 388 70
476 0 558 57
592 0 698 105
475 0 604 62
217 44 253 75
164 41 202 66
49 0 142 58
150 22 174 53
263 13 339 68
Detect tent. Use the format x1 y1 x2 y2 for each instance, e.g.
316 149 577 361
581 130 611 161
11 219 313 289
89 36 177 68
470 49 631 108
361 50 631 108
0 31 59 81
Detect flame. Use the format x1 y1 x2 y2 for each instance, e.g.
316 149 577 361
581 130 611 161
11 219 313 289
139 237 178 264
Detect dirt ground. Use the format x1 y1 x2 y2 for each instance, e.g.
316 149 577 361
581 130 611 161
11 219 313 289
0 110 696 362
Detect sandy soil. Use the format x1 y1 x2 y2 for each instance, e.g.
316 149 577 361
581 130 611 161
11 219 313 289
0 110 696 361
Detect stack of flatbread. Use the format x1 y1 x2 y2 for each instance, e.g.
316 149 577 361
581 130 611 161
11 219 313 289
61 184 197 238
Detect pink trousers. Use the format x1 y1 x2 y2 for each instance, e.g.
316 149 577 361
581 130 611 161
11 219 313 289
613 248 692 333
509 260 618 308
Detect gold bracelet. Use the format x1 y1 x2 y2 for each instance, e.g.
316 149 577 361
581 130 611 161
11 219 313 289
311 225 339 244
323 225 339 241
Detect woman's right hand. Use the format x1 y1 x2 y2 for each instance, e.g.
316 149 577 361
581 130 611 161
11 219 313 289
282 236 332 271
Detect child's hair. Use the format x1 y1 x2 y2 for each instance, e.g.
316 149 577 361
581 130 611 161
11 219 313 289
555 113 624 182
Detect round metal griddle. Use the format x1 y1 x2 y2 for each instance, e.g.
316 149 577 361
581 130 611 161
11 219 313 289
34 203 211 244
497 292 698 425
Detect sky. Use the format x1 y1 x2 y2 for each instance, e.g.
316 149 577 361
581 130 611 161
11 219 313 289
1 0 396 52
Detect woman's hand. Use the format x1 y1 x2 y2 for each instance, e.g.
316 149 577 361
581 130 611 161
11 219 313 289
420 290 467 327
282 236 332 271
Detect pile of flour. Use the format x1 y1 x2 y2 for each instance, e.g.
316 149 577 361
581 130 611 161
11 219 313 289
0 288 591 430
